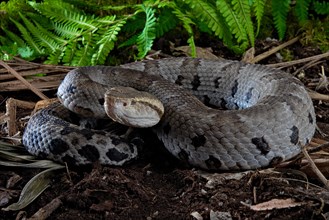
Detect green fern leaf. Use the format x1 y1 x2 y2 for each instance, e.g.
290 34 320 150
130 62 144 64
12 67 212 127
187 36 196 57
314 1 329 15
18 12 60 52
155 9 177 37
122 13 146 33
9 18 44 55
53 23 82 39
29 2 97 30
272 0 291 40
252 0 266 36
45 48 63 64
2 28 26 47
232 0 255 47
171 8 195 35
118 35 139 49
181 0 233 48
295 0 311 22
136 5 156 59
71 33 94 66
62 40 78 64
216 0 248 45
92 19 126 65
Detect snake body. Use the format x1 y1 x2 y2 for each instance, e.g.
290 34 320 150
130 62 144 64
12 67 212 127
22 58 316 170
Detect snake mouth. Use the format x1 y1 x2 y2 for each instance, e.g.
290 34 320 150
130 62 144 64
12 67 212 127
117 111 161 128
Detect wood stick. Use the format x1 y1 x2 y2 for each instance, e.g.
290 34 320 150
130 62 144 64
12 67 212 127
0 60 49 100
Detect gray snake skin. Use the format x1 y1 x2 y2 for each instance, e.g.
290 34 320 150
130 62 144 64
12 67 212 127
22 58 316 170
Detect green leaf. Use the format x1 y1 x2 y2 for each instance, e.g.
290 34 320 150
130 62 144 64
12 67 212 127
252 0 265 36
2 167 63 211
10 17 44 55
180 0 233 49
92 19 126 65
272 0 291 40
294 0 311 22
216 0 248 45
314 1 329 15
233 0 254 47
19 12 60 52
136 5 156 59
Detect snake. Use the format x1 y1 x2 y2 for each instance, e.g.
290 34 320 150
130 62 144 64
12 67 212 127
22 58 316 170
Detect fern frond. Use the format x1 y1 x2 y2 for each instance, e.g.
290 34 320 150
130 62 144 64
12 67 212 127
314 1 329 15
118 35 139 49
295 0 311 22
19 12 60 52
29 2 97 30
272 0 291 40
62 40 78 64
171 8 195 35
9 18 44 54
71 33 94 66
92 19 126 65
2 28 26 47
216 0 248 44
187 36 196 57
252 0 266 36
136 5 156 59
233 0 255 47
155 9 177 37
53 22 82 39
182 0 233 48
45 48 63 64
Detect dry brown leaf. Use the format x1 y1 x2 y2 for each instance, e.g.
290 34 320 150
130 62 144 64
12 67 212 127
250 198 305 211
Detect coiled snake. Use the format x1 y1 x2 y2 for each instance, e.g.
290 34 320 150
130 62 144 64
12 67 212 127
22 58 316 170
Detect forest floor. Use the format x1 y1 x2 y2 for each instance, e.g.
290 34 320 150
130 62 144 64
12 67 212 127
1 37 329 220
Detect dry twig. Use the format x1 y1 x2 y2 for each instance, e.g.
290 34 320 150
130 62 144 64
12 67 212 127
0 60 49 100
301 146 329 190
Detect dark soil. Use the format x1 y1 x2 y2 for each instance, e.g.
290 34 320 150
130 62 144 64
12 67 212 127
1 40 329 220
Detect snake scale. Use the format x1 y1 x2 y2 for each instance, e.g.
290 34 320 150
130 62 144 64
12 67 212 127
22 58 316 170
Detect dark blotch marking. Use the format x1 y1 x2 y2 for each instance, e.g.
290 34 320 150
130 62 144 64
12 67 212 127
231 79 238 97
308 112 314 124
175 75 184 86
220 98 228 109
66 84 77 94
191 135 206 148
290 126 299 145
203 95 210 106
163 123 171 135
203 95 223 109
49 138 70 155
269 156 283 167
130 137 144 149
214 77 222 89
98 98 105 105
252 137 270 155
78 144 100 162
178 149 189 164
71 138 79 146
106 148 129 162
80 129 94 140
245 87 253 103
205 156 222 170
111 137 123 146
191 75 201 91
61 155 78 166
60 127 94 140
95 130 107 135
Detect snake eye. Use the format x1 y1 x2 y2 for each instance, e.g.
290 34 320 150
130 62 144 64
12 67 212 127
123 102 127 107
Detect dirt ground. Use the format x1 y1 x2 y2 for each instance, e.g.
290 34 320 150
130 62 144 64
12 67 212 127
1 40 329 219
